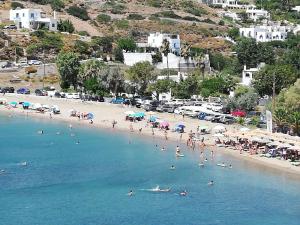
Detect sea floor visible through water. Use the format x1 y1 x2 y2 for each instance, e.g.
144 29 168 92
0 114 300 225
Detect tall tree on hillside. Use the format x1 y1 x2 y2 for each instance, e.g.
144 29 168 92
195 53 206 80
160 39 170 79
56 52 80 89
180 43 191 72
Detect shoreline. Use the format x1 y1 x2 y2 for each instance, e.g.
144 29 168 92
1 94 300 178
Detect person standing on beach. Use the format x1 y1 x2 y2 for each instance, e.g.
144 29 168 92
164 130 168 140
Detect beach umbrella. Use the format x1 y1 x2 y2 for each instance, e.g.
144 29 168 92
9 101 17 106
240 127 250 132
22 102 30 107
160 121 169 127
176 122 185 127
87 113 94 120
149 116 157 122
176 124 186 128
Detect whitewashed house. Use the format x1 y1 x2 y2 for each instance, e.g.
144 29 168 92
246 9 270 22
242 63 265 86
205 0 256 10
145 32 181 55
9 8 57 31
239 25 292 42
292 6 300 12
219 11 240 21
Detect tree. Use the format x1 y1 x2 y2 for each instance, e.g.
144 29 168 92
160 39 170 79
96 14 111 23
195 53 206 80
253 64 298 96
147 79 175 100
126 61 156 95
117 38 137 52
274 107 289 132
284 49 300 71
235 38 274 68
57 20 75 33
74 40 90 56
288 111 300 136
277 79 300 111
79 59 109 94
56 52 80 89
113 47 124 62
91 36 113 54
173 74 201 99
236 91 259 112
152 51 162 64
200 75 236 97
66 5 89 21
238 11 249 23
228 27 239 41
180 43 191 71
107 67 125 96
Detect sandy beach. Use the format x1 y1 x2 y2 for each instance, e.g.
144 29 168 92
1 93 300 177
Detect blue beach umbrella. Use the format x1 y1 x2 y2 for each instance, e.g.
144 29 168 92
150 116 157 122
87 113 94 120
9 101 17 106
22 102 30 107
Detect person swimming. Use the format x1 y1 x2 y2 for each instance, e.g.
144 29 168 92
217 162 226 167
148 186 171 192
204 158 208 162
37 130 43 134
161 147 165 151
19 161 27 166
176 146 184 157
76 140 80 144
127 190 134 196
179 190 188 196
208 180 214 186
229 164 232 169
199 162 204 167
0 169 5 174
170 165 176 170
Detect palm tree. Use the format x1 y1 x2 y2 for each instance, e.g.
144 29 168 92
160 39 170 79
273 107 288 133
180 43 191 73
195 53 205 80
288 111 300 136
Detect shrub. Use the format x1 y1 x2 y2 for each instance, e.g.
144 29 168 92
25 66 37 74
127 14 145 20
114 19 129 29
78 31 90 36
57 19 75 33
66 6 89 21
96 14 111 23
51 0 64 11
113 47 124 62
201 18 216 24
218 20 225 26
11 2 24 9
111 4 126 14
182 16 200 22
155 11 181 19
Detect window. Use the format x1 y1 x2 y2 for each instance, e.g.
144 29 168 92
16 13 19 18
52 23 55 27
245 73 250 77
22 13 25 17
30 13 34 19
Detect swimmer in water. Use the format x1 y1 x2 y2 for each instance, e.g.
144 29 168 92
0 169 5 174
56 131 61 135
180 190 187 196
199 162 204 167
161 147 165 151
20 161 27 166
204 158 208 162
127 190 134 196
170 165 175 170
38 130 43 134
208 180 214 186
76 140 80 144
229 164 232 169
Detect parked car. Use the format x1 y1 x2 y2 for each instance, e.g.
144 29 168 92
4 24 17 29
28 60 42 65
35 89 47 96
1 62 14 68
0 87 14 93
17 88 30 94
220 115 236 124
50 105 60 114
231 110 246 117
111 97 124 104
211 115 223 123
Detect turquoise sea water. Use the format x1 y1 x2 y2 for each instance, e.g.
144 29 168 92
0 114 300 225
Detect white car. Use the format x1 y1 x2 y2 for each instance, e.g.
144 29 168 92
66 93 80 99
28 60 42 65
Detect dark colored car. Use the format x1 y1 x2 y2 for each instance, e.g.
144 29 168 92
211 115 222 123
17 88 30 94
220 115 236 124
35 89 47 96
0 87 14 93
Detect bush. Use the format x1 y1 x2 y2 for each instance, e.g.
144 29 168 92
66 6 89 21
127 14 145 20
51 0 64 11
114 19 129 29
182 16 200 22
218 20 225 26
78 31 90 36
57 20 75 33
155 11 181 19
113 47 124 63
25 66 37 74
11 2 24 9
96 14 111 23
201 18 216 24
111 4 126 14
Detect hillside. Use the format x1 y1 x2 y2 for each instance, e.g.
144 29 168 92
2 0 234 51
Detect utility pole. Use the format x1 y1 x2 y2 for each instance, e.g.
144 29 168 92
43 49 45 89
272 72 276 111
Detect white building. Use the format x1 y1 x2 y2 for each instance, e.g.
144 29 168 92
206 0 256 10
292 6 300 12
137 33 181 55
246 9 270 22
9 8 57 31
242 63 265 86
219 11 240 21
239 25 292 42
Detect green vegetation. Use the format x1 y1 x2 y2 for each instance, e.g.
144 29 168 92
127 14 145 20
114 19 129 29
66 5 89 21
117 38 136 52
11 2 24 9
57 20 75 33
96 14 111 24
